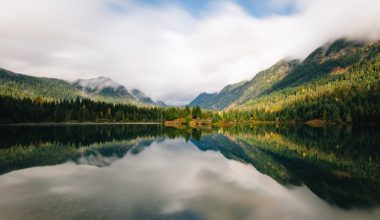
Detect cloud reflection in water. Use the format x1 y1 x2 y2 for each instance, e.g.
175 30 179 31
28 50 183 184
0 138 379 220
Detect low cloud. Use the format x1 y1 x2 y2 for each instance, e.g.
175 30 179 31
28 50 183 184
0 0 379 104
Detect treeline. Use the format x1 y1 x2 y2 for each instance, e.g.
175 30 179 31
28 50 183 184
223 72 380 124
0 95 210 124
0 96 160 123
1 91 379 124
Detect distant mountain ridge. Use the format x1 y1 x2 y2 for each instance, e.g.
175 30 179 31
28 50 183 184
0 68 166 106
131 89 156 105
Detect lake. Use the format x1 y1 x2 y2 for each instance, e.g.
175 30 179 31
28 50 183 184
0 124 379 220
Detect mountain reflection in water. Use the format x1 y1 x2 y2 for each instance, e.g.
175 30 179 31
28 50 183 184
0 124 379 220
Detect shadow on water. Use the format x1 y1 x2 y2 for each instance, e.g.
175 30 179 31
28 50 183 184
0 124 203 174
0 123 379 209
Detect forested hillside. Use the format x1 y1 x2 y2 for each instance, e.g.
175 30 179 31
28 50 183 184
190 60 299 109
0 68 83 101
191 39 380 124
0 68 163 106
236 39 380 123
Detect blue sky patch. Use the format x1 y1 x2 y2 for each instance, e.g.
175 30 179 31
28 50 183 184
123 0 296 17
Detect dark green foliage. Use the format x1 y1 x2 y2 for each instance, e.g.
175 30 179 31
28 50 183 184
0 95 208 123
192 106 202 119
270 39 366 91
0 68 82 101
0 96 164 123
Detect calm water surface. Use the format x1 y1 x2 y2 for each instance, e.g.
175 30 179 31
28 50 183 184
0 124 379 220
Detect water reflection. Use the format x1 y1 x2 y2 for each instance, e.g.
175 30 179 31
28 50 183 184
0 124 379 220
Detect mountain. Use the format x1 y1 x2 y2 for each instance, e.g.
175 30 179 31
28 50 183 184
0 67 84 101
190 39 380 116
155 100 168 107
130 89 168 106
268 39 366 92
131 89 168 106
73 77 137 103
130 89 157 105
0 68 163 106
73 78 168 106
131 89 154 104
190 59 299 109
189 92 217 108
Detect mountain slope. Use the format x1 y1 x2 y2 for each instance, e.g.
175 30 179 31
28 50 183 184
189 92 217 108
0 68 83 101
0 68 162 106
236 39 380 123
73 77 137 104
131 89 156 105
269 39 366 92
190 59 299 109
188 38 380 123
189 38 378 124
236 59 300 104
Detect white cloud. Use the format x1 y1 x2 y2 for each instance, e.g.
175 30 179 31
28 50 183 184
0 0 379 105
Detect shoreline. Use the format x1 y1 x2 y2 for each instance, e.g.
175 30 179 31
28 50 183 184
1 120 378 127
0 122 163 126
